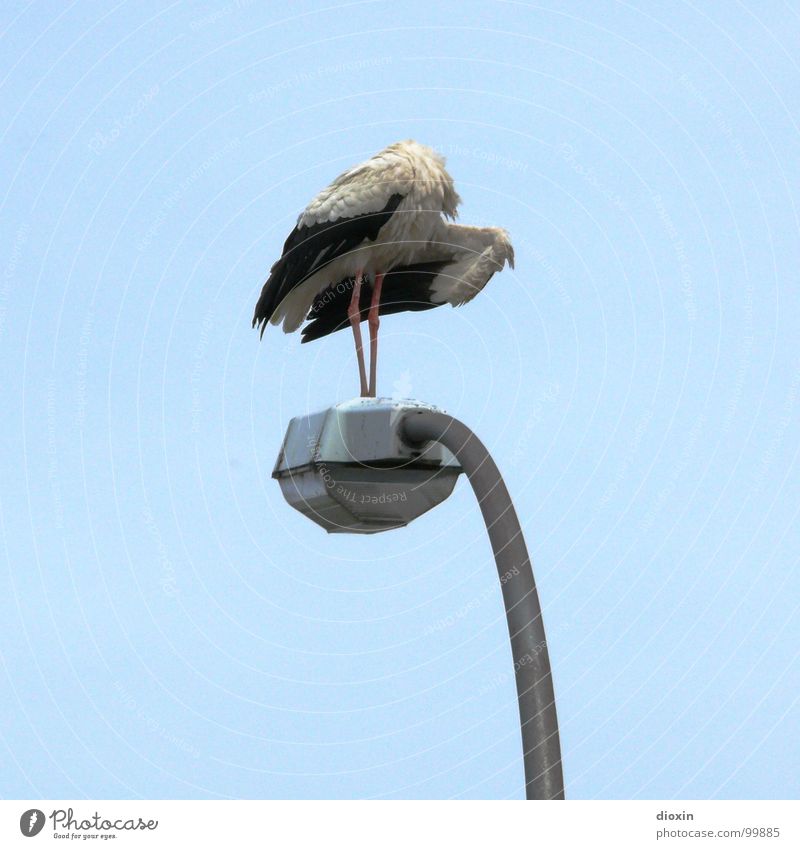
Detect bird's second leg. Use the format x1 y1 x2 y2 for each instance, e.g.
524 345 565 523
348 270 368 397
367 272 384 398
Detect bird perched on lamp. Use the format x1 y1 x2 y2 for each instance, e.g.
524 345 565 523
253 140 514 397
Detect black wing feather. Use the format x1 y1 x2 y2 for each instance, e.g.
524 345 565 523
253 193 404 335
300 260 452 344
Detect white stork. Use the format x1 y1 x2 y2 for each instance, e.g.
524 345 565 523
253 140 515 396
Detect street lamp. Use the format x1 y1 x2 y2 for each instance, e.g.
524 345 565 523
273 397 564 800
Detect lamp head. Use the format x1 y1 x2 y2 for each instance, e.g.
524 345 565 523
272 398 462 534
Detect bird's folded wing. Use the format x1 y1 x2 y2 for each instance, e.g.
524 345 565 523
300 261 451 344
425 224 515 307
299 224 515 342
252 153 414 334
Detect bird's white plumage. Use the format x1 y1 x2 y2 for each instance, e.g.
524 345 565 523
299 140 459 228
413 224 516 306
269 140 462 331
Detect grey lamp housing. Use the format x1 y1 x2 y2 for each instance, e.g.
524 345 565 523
272 398 462 534
271 398 565 799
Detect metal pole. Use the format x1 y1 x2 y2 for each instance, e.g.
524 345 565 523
402 410 565 800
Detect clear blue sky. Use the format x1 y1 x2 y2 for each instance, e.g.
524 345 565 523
1 0 798 800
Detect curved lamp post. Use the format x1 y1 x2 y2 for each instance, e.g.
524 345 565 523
273 398 564 800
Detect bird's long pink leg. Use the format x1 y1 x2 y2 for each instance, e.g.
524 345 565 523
348 270 368 397
367 272 384 398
